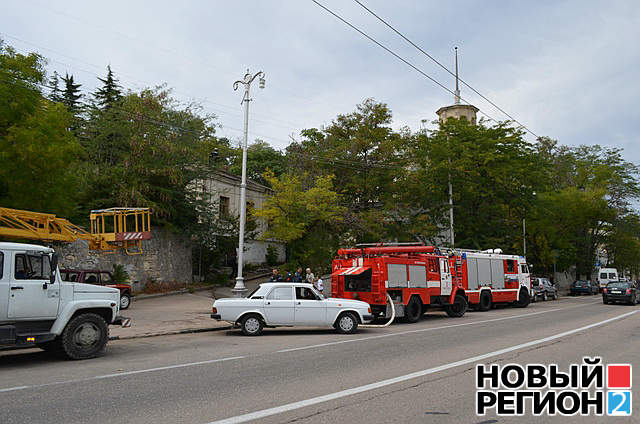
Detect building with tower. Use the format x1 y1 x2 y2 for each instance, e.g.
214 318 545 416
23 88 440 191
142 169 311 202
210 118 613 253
435 47 478 124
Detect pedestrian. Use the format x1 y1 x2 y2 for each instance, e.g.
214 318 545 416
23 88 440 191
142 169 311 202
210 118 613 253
269 268 283 282
284 270 293 282
316 277 324 296
305 268 315 285
293 267 303 282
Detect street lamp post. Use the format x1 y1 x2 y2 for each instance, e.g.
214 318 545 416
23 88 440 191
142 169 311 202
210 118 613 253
231 69 265 297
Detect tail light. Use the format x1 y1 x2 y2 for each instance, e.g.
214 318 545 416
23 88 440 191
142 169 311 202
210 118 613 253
626 289 632 295
212 307 217 314
603 288 607 294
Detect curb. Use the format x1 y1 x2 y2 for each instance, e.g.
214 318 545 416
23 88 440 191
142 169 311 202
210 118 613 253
109 325 233 341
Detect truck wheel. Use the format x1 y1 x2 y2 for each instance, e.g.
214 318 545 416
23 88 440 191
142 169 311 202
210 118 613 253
120 293 132 310
335 312 358 334
478 291 492 311
241 314 264 336
60 313 109 360
514 288 530 308
445 295 468 318
542 292 548 301
404 297 423 323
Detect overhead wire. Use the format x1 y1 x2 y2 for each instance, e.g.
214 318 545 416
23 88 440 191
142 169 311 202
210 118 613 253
310 0 499 123
352 0 540 138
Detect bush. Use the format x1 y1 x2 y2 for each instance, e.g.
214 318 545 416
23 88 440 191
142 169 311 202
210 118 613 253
112 264 130 282
266 245 279 266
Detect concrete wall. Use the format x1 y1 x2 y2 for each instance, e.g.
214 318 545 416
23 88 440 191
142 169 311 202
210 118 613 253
244 240 286 264
56 227 192 291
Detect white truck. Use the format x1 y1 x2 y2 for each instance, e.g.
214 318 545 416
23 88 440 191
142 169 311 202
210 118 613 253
0 242 131 359
594 267 619 291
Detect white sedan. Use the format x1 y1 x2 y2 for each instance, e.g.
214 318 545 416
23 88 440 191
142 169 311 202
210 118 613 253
211 283 374 336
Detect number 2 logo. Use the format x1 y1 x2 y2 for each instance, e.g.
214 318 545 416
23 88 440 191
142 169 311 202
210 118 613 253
607 391 632 416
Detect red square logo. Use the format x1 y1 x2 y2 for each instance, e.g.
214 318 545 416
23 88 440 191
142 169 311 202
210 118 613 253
607 364 632 389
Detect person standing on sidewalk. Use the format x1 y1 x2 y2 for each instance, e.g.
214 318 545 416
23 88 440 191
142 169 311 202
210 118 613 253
316 277 324 297
293 267 303 282
305 268 315 285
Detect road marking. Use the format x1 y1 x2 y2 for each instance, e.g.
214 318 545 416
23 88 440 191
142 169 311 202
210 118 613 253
278 301 601 353
0 355 244 394
209 309 638 424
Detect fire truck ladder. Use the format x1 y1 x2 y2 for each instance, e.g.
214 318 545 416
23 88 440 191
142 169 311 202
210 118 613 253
0 207 151 255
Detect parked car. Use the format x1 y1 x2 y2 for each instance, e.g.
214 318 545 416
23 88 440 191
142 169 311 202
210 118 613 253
531 277 557 301
211 282 374 336
603 281 640 305
569 280 598 296
61 269 133 309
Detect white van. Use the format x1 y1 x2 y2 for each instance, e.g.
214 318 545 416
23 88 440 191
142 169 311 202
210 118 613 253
595 267 618 290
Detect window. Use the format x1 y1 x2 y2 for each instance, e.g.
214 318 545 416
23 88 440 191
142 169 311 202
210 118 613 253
296 286 318 300
63 271 80 282
600 273 607 279
609 273 617 280
344 269 372 292
267 287 292 300
0 252 3 278
14 253 51 280
506 260 515 273
520 264 529 274
100 272 113 284
84 272 99 285
219 196 230 216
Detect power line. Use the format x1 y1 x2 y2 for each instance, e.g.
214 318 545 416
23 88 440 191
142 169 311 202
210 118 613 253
352 0 540 138
310 0 499 124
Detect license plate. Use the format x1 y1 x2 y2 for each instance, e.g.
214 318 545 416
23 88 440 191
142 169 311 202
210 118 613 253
611 291 621 294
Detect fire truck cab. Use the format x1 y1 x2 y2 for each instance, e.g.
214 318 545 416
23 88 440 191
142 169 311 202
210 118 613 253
331 245 531 323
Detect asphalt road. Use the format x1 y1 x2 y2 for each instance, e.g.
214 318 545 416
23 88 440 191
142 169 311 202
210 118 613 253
1 295 638 424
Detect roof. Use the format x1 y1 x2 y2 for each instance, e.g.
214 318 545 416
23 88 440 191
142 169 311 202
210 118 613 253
0 242 53 252
210 169 273 193
259 282 314 288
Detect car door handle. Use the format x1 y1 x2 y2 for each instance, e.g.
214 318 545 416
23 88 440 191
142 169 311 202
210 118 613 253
296 301 301 305
11 286 24 290
265 301 271 305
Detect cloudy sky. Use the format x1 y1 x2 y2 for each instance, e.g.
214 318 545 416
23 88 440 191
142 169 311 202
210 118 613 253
3 0 639 162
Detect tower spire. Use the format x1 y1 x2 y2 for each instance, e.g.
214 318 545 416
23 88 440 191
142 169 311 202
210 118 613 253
454 46 460 105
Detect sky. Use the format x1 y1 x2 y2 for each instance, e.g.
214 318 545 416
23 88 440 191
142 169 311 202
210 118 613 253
2 0 639 164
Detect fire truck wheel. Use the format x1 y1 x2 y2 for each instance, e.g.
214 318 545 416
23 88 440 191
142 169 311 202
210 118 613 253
445 295 468 318
335 312 358 334
478 291 492 311
514 288 530 308
405 296 423 323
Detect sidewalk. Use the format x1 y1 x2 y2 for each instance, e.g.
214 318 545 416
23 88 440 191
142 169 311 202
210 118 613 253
110 291 230 340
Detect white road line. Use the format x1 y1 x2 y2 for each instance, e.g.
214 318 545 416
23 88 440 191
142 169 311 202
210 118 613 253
278 301 601 353
0 355 244 394
209 310 639 424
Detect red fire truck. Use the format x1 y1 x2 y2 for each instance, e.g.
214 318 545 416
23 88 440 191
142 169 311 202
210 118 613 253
330 244 531 322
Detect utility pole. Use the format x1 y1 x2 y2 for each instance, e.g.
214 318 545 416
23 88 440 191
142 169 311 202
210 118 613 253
231 69 265 297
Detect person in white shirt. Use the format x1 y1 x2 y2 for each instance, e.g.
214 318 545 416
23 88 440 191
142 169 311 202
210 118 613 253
315 277 324 296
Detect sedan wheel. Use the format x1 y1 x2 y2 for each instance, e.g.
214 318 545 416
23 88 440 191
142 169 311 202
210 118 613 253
336 312 358 334
241 315 263 336
543 292 548 301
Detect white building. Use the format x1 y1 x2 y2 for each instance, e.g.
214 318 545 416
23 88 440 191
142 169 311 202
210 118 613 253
200 170 285 264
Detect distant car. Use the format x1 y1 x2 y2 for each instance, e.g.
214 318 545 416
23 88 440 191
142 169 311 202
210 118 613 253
61 269 133 309
603 281 639 305
531 277 557 301
569 280 598 296
211 283 374 336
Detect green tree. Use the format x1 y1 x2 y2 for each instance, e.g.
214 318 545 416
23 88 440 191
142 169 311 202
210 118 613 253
0 42 85 216
61 72 82 116
229 139 286 186
93 65 121 110
255 170 345 268
48 71 63 103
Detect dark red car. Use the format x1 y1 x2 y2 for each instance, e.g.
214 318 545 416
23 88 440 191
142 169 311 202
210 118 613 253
60 269 133 310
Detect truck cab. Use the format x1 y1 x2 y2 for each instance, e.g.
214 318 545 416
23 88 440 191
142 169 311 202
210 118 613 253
0 242 131 359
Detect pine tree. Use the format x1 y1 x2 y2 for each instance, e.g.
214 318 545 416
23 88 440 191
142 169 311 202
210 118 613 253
93 65 121 109
48 71 63 103
61 72 82 116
